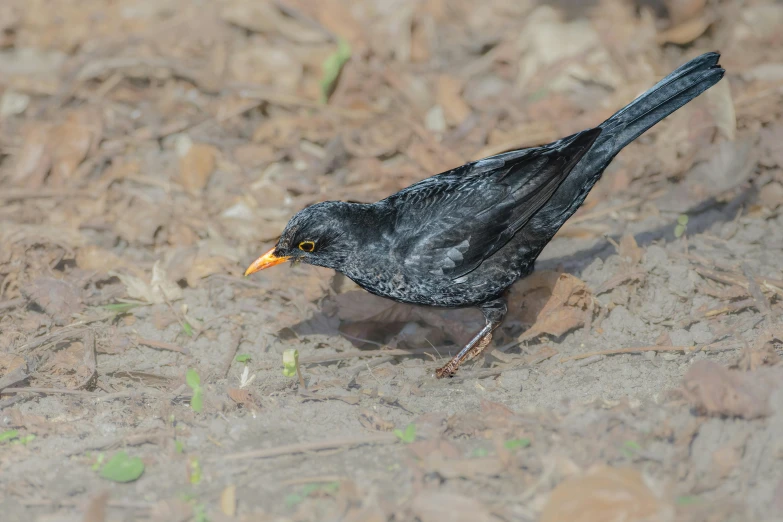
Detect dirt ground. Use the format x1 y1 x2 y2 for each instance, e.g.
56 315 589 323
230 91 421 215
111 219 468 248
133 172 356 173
1 0 783 521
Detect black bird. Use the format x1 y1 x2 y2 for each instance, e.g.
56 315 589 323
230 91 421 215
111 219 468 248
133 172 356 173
245 52 725 378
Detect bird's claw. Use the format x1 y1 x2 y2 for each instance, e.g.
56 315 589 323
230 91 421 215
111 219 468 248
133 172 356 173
435 333 493 379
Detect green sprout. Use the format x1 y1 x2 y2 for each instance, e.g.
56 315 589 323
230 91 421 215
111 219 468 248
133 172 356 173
186 368 203 413
0 429 18 443
282 349 306 388
235 354 251 364
622 440 641 458
504 438 531 451
393 424 417 444
471 447 490 458
319 39 351 103
674 214 689 238
189 457 202 485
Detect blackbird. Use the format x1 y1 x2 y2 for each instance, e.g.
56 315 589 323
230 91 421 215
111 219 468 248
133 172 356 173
245 52 725 378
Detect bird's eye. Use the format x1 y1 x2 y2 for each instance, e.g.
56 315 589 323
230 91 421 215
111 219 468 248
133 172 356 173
298 241 315 252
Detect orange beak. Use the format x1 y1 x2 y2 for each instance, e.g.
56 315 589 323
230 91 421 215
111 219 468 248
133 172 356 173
244 247 291 276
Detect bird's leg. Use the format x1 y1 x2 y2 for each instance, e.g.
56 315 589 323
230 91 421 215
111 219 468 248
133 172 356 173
436 298 507 378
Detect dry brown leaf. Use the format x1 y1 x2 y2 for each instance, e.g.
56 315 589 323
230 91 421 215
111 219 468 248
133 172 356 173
227 388 253 406
13 122 52 188
759 124 783 168
185 256 237 288
408 438 461 462
221 1 327 43
75 245 126 273
656 16 712 45
420 454 505 480
83 491 110 522
0 5 20 48
734 326 782 371
517 273 592 342
664 0 707 25
112 261 183 304
540 466 671 522
0 353 28 391
712 446 741 479
412 490 496 522
48 111 100 186
758 182 783 210
0 352 26 376
618 234 644 266
681 360 782 419
21 277 84 326
310 0 365 48
436 75 471 127
357 409 394 432
179 143 218 196
229 47 303 90
38 339 95 390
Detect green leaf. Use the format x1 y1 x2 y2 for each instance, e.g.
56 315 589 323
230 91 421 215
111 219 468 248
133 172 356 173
471 447 489 458
284 493 304 508
319 38 351 104
504 438 531 450
12 434 36 445
175 440 184 453
185 369 201 389
182 321 194 337
0 429 19 443
393 424 417 444
674 223 687 238
622 440 641 458
235 354 251 363
677 214 689 226
190 388 203 413
676 495 699 506
100 451 145 483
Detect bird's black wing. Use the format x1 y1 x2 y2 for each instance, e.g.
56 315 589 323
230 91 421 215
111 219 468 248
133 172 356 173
387 128 601 280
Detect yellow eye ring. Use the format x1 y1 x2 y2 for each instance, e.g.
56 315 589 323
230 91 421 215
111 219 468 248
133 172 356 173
298 241 315 252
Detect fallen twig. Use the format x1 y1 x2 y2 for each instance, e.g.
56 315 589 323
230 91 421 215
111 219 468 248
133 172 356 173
1 387 99 396
220 329 244 378
216 433 397 462
299 347 444 365
0 189 97 202
559 342 744 362
136 336 189 354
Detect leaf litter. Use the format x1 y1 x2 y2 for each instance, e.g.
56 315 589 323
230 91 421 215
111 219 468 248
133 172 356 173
0 0 782 521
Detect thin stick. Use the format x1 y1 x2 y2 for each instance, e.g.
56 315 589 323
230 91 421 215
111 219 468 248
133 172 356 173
216 433 397 462
299 347 441 365
0 189 96 202
560 345 695 362
559 343 743 363
1 387 99 396
295 363 307 390
136 337 189 354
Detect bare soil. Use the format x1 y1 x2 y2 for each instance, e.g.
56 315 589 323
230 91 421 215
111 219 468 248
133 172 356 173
1 1 783 521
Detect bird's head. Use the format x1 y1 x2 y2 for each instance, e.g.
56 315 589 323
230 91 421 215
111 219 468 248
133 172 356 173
244 201 367 276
